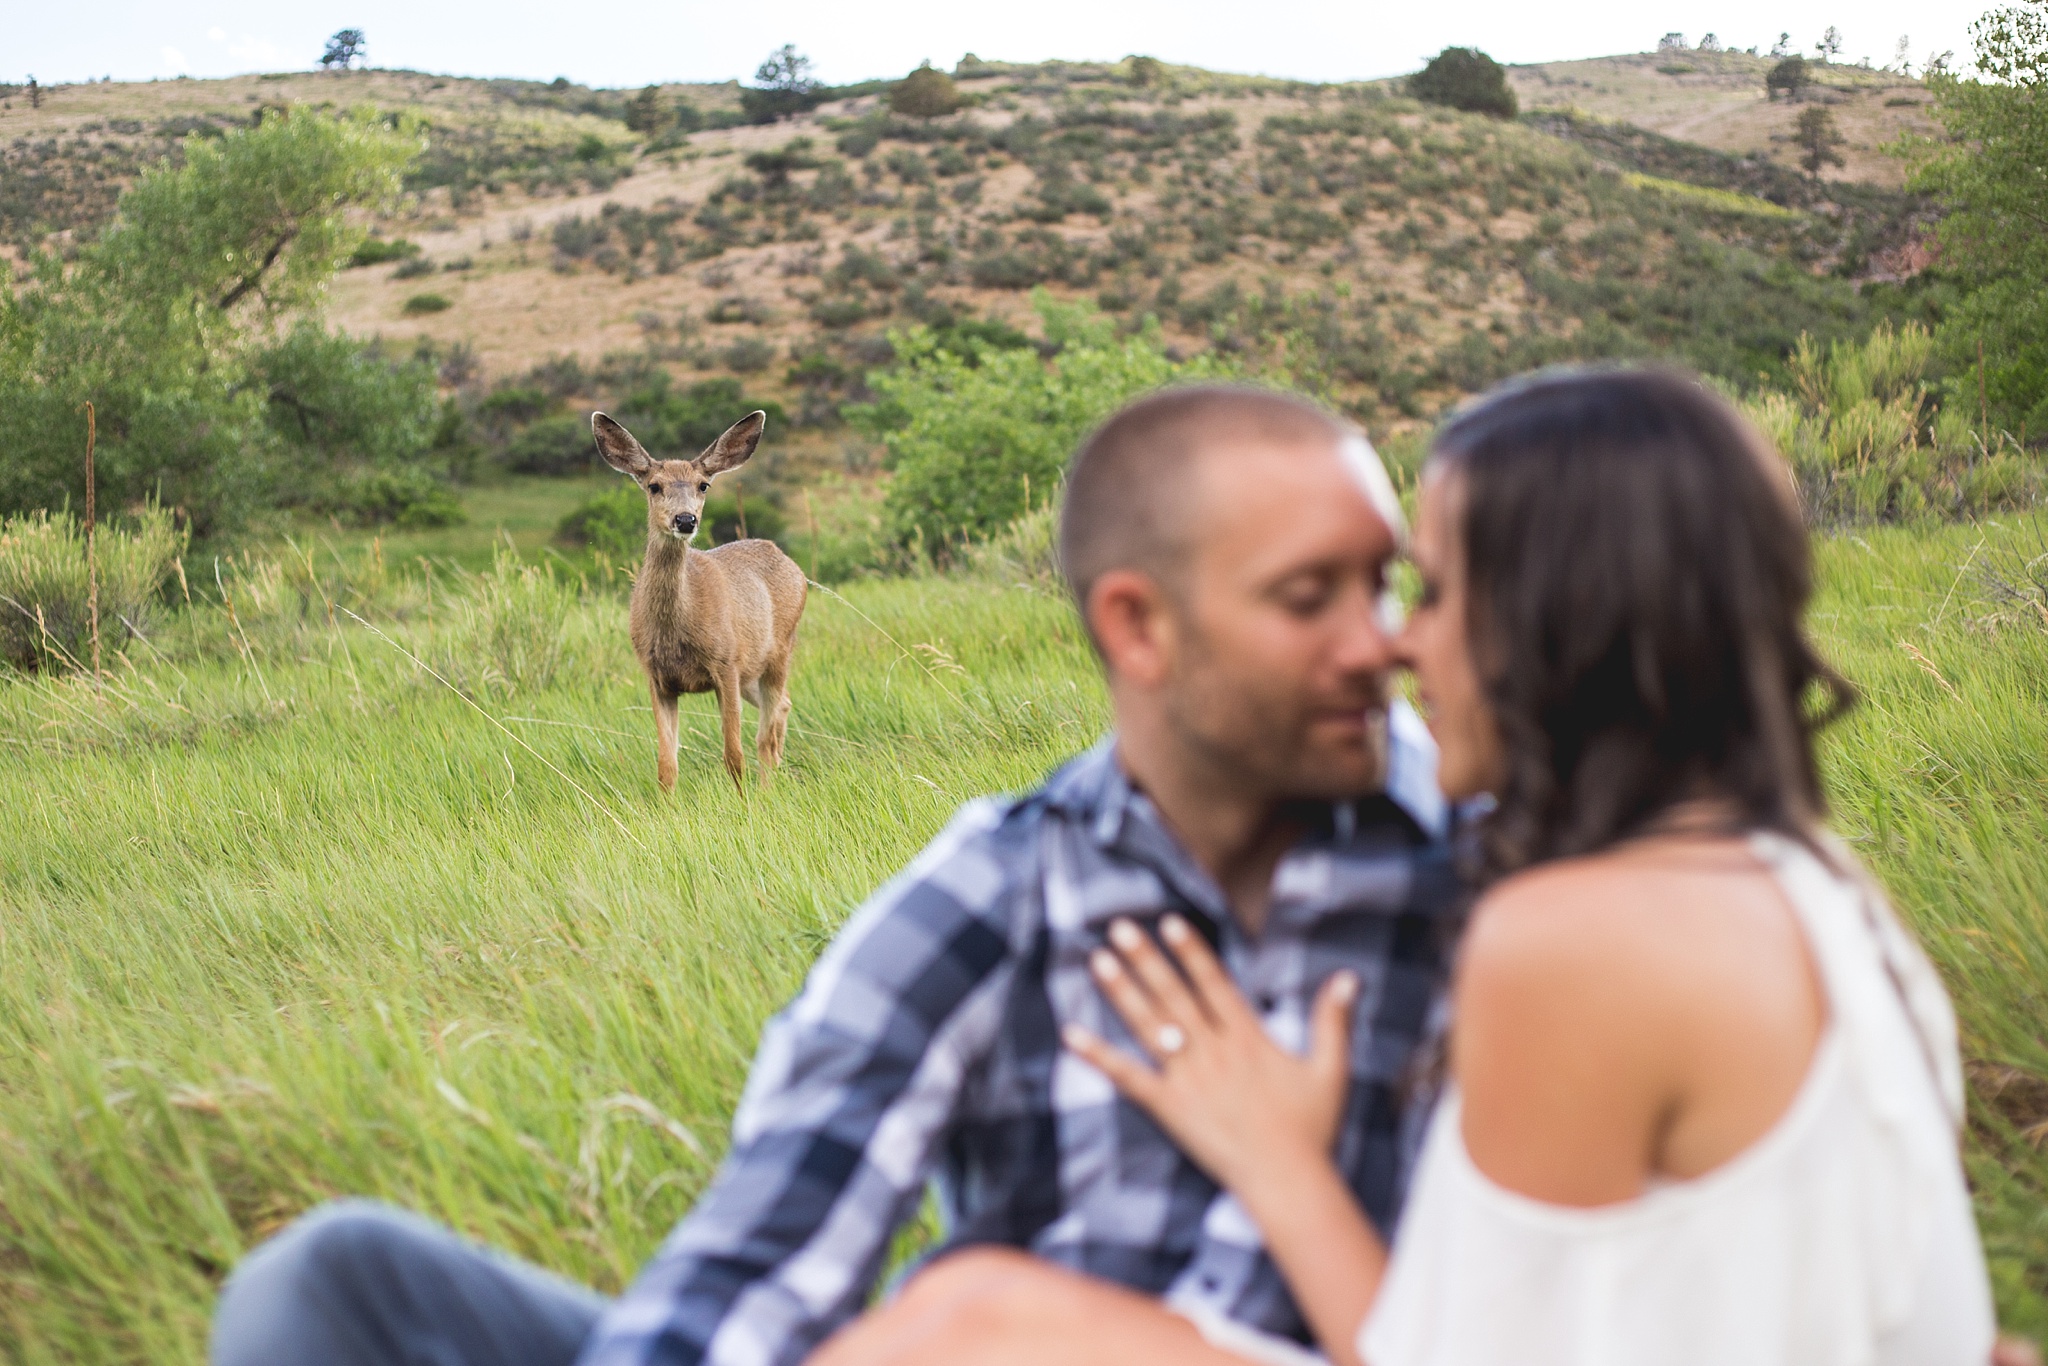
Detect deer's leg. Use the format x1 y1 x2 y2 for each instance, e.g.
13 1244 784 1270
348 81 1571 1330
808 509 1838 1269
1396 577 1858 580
650 679 681 792
714 669 746 791
757 663 792 777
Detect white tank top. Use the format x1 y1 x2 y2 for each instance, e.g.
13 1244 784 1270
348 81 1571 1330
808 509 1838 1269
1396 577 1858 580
1359 832 1996 1366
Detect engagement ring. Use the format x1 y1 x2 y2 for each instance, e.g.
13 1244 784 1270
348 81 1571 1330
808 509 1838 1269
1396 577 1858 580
1155 1024 1187 1055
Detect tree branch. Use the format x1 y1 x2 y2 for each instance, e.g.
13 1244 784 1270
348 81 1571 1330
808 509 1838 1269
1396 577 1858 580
215 230 296 311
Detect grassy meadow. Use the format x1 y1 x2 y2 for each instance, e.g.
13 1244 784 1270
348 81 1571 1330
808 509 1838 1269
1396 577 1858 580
0 501 2045 1360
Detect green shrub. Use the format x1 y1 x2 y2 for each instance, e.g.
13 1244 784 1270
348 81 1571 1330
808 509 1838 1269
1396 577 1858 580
855 291 1234 554
1737 322 2046 522
393 255 437 279
348 236 418 267
891 65 963 119
720 337 777 373
253 323 439 468
608 376 787 456
403 293 452 315
0 505 186 673
319 467 466 528
556 482 647 559
1407 47 1517 119
502 415 595 476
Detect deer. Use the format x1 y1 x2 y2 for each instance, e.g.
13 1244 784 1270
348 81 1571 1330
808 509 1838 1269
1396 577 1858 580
591 410 807 792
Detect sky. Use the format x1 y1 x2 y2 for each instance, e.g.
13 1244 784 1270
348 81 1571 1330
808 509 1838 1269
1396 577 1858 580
11 0 1983 90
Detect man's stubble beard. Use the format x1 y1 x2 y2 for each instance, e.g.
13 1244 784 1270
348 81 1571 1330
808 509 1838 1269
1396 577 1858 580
1163 621 1393 805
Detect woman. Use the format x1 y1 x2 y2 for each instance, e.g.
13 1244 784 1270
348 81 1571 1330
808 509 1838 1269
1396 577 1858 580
812 368 1999 1365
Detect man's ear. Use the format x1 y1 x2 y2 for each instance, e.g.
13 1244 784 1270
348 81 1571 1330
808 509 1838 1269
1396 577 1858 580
700 411 766 475
591 413 652 477
1087 569 1177 689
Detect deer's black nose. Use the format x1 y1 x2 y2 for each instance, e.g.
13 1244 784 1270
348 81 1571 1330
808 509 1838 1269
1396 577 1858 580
673 512 698 534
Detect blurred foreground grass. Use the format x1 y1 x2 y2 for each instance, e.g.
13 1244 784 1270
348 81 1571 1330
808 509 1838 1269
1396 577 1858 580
0 512 2042 1360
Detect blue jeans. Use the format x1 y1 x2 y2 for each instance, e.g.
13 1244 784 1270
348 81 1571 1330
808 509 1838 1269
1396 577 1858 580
210 1201 607 1366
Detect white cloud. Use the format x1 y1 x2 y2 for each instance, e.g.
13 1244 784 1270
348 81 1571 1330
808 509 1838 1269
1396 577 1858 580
161 45 190 73
207 26 226 42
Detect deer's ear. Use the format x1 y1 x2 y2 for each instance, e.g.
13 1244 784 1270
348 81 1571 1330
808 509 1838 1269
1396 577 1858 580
591 412 652 476
699 411 766 474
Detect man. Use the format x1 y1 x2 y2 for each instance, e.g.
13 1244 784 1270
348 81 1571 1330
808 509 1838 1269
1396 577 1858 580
211 386 1458 1366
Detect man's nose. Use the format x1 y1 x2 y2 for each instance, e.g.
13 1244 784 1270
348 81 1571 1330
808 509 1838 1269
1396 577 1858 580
1340 592 1401 670
673 511 698 534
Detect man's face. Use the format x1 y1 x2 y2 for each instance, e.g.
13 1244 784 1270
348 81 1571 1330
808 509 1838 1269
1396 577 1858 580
1159 436 1401 801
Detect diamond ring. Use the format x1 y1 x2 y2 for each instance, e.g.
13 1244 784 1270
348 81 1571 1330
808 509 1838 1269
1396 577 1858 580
1155 1024 1187 1056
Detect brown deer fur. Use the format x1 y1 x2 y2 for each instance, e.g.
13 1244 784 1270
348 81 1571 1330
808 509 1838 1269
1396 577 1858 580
591 410 807 791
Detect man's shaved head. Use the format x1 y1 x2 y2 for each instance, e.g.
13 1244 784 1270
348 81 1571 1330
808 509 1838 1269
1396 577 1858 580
1060 386 1376 625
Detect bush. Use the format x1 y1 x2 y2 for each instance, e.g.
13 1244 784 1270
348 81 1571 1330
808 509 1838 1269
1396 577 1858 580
608 376 787 456
720 337 777 373
556 481 647 559
1766 56 1810 100
403 293 452 315
319 467 466 527
253 323 439 468
1408 47 1517 119
0 505 186 674
855 292 1234 554
392 255 437 279
891 64 963 119
502 415 595 476
1737 322 2045 522
348 236 418 267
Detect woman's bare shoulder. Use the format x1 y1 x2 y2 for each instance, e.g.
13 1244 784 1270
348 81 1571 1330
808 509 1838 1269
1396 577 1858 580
1453 839 1824 1202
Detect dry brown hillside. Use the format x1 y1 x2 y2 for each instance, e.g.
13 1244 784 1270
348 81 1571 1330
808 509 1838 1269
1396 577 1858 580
2 56 1938 436
1506 50 1937 186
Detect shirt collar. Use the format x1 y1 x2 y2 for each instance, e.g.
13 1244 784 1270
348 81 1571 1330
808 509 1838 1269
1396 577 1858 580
1039 703 1449 928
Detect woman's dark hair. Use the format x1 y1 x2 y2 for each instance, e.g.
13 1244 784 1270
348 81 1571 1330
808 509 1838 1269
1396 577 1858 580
1429 365 1855 880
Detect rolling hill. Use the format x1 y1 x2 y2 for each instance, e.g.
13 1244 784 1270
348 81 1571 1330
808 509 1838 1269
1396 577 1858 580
0 53 1940 443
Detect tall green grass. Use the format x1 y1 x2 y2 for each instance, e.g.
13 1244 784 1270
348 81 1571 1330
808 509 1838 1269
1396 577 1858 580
0 516 2042 1360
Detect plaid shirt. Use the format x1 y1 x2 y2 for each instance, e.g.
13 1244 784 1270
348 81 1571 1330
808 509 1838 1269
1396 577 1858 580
579 705 1460 1366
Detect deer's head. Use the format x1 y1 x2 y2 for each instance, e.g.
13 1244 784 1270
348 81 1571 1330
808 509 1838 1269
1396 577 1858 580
591 410 765 543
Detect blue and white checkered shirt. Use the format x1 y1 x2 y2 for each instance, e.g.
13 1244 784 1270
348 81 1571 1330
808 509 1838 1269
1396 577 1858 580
579 705 1460 1366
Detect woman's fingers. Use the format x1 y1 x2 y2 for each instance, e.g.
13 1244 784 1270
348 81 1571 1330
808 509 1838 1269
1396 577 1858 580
1107 919 1213 1031
1063 1023 1164 1109
1089 945 1180 1063
1158 915 1258 1029
1308 970 1361 1087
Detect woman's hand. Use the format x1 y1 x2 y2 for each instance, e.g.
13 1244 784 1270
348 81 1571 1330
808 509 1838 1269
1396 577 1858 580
1062 914 1359 1204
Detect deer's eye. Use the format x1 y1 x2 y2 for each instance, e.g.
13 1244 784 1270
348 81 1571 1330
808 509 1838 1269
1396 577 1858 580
698 481 710 492
647 482 662 494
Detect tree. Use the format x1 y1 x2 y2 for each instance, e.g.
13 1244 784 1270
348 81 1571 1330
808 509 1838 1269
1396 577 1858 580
1658 33 1689 53
890 63 961 119
1766 55 1811 100
1794 105 1846 178
624 84 667 135
740 44 821 124
1698 33 1724 53
1911 0 2048 431
320 29 366 71
1815 26 1843 62
1408 47 1518 119
1772 32 1792 57
0 108 420 529
744 138 815 190
1891 35 1914 74
1128 55 1164 87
